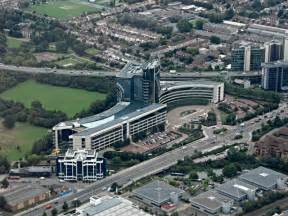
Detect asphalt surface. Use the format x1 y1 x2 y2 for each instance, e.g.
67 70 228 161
0 64 261 79
16 103 287 216
0 64 117 77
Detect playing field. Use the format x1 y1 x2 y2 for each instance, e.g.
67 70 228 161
0 80 106 117
0 121 47 161
28 0 99 19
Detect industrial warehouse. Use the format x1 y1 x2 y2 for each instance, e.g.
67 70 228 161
53 60 224 152
190 167 288 215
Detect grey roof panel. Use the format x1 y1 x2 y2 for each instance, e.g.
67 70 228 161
216 179 258 200
133 180 184 205
190 190 233 211
239 166 287 189
73 103 166 137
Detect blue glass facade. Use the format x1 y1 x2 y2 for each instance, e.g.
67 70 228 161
56 150 106 182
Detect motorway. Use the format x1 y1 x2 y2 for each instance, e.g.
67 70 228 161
0 64 117 77
0 64 261 79
16 102 287 216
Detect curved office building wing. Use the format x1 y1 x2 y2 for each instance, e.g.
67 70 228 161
160 81 224 105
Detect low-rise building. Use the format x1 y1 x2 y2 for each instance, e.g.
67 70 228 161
56 149 106 182
61 195 151 216
239 166 288 190
190 190 233 215
9 166 52 177
1 185 50 212
133 180 185 207
216 179 258 202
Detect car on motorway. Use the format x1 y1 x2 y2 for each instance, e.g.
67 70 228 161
44 204 52 209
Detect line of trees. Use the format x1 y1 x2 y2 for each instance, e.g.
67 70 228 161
252 116 288 141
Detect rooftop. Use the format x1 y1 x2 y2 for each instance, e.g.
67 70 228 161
190 190 233 211
73 103 166 137
117 60 159 79
2 185 49 206
216 179 258 200
239 166 287 189
62 149 99 160
71 195 151 216
10 166 52 174
160 80 223 91
133 180 185 205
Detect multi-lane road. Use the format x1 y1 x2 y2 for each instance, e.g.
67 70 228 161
16 102 287 216
0 64 261 79
0 64 117 77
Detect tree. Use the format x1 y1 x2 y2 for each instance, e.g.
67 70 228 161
194 19 205 30
210 36 221 44
208 13 224 23
177 19 192 33
224 8 235 20
222 164 237 178
1 178 9 189
42 212 47 216
189 172 199 180
3 115 15 129
51 208 58 216
62 201 68 212
56 41 68 53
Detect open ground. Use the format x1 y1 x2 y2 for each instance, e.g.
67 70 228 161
0 80 106 117
27 0 101 19
0 121 47 161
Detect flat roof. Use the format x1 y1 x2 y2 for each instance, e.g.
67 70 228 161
216 179 258 200
73 103 166 137
117 60 159 79
239 166 287 189
2 185 49 206
160 80 223 89
190 190 233 211
54 102 132 129
10 166 51 174
73 195 151 216
133 180 185 205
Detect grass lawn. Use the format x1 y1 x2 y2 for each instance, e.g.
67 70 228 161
0 80 106 117
27 0 99 19
6 37 24 49
0 121 47 161
85 48 100 56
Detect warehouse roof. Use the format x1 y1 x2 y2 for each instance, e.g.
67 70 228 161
216 179 258 200
239 166 287 190
2 185 49 206
133 180 184 206
71 195 151 216
190 190 233 211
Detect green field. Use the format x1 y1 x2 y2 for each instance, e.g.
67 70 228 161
0 80 106 117
0 121 47 161
85 48 100 56
28 0 99 19
7 37 24 49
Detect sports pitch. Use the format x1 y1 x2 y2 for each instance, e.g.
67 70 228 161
28 0 100 19
0 80 106 117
